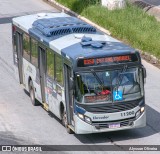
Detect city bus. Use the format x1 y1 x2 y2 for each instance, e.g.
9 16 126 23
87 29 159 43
12 12 146 134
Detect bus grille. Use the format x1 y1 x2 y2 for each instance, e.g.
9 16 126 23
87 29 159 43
78 101 139 114
92 117 136 129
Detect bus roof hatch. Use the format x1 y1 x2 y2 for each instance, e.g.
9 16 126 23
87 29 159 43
32 17 96 37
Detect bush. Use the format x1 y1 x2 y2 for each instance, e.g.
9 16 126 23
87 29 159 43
56 0 160 58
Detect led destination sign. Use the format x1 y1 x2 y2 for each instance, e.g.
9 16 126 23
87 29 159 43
96 55 130 64
78 54 138 67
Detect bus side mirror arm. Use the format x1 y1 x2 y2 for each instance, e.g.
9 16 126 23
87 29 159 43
142 66 146 84
69 77 74 90
142 66 147 79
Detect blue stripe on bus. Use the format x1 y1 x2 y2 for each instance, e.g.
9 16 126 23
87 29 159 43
61 42 135 61
74 105 86 114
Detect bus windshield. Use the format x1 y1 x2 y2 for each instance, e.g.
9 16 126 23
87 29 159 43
75 67 143 104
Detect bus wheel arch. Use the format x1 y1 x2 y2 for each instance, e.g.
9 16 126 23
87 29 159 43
60 102 74 134
60 102 66 125
28 77 39 106
28 76 32 91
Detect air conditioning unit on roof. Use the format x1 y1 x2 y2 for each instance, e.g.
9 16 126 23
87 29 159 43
101 0 126 10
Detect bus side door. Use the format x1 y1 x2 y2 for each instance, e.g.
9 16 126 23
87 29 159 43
38 46 46 103
16 31 23 84
64 64 74 126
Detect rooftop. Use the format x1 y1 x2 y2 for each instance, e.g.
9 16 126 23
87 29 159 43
13 12 135 61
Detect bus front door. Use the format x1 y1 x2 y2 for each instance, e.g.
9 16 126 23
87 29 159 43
64 65 74 126
16 32 23 84
38 47 46 103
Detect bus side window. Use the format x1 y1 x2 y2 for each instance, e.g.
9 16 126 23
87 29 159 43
55 55 63 85
31 38 38 67
23 33 30 61
13 32 17 54
47 49 55 78
13 31 17 65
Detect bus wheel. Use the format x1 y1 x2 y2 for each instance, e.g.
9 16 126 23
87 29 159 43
29 80 39 106
62 112 74 134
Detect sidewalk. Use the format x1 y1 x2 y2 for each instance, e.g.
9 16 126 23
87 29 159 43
130 0 160 21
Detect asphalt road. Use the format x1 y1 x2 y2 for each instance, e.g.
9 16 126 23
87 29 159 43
143 0 160 6
0 0 160 153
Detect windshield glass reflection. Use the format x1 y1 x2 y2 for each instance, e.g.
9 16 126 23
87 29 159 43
75 68 143 103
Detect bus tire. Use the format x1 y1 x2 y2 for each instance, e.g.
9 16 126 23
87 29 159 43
62 112 74 134
29 80 39 106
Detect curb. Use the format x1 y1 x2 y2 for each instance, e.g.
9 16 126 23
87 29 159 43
140 50 160 68
44 0 160 68
130 0 160 21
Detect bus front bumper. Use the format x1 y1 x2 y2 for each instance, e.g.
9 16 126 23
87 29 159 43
74 111 146 134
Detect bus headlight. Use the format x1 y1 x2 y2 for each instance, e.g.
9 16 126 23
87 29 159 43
77 113 84 120
136 107 145 119
84 116 92 124
140 106 145 113
77 113 92 124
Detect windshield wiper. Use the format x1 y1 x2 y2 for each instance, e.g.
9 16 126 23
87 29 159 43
90 69 104 89
115 65 128 91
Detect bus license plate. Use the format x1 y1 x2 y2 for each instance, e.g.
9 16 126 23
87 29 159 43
109 123 120 129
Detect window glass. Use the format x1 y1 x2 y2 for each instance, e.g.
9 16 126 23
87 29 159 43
13 33 17 54
47 49 54 78
31 38 38 67
12 26 17 54
13 32 18 65
75 68 142 103
55 55 63 85
56 85 62 96
23 33 30 61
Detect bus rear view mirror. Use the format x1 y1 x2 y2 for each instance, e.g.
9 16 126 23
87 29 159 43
142 66 146 84
142 66 146 78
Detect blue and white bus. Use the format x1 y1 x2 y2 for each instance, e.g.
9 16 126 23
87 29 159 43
12 12 146 134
